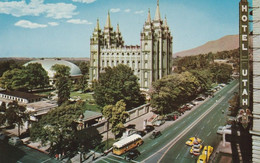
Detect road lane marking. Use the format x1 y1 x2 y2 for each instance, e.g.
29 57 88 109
141 150 146 153
176 153 180 159
201 126 204 130
207 132 211 137
164 133 170 138
152 142 158 146
207 119 210 124
101 159 110 163
106 156 124 163
41 158 51 163
214 124 217 129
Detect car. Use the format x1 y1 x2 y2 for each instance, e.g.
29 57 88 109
190 143 203 156
197 154 207 163
197 146 213 163
136 130 146 137
202 146 213 161
186 137 202 146
144 125 154 133
0 132 6 140
126 149 141 160
153 120 165 126
8 137 22 146
150 130 162 139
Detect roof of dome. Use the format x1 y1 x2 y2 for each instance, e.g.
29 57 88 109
24 59 82 78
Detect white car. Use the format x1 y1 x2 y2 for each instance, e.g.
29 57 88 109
0 132 6 140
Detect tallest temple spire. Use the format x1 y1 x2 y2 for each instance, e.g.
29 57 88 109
105 11 111 28
154 0 161 21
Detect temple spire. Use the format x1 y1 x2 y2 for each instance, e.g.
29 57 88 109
95 18 100 30
105 11 111 28
154 0 161 20
164 15 168 27
146 8 151 23
116 23 120 33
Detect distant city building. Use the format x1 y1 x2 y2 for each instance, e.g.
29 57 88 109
24 59 82 85
89 1 173 90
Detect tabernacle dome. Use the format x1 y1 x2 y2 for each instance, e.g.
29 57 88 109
24 59 82 84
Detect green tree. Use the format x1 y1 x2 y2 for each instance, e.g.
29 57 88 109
189 69 212 92
0 68 29 91
0 102 6 112
0 114 6 126
30 102 85 156
78 61 89 75
51 64 71 106
0 60 20 77
93 64 145 110
5 101 29 136
210 63 233 83
25 63 49 91
150 72 200 115
103 100 129 137
228 93 240 116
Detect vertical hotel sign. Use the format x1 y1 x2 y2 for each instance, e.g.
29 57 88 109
239 0 249 109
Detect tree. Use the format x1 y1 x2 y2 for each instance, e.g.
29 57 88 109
51 64 71 106
78 61 89 75
93 64 145 110
103 100 129 137
0 102 6 112
25 63 49 91
0 63 49 91
150 72 200 115
30 102 85 156
5 101 29 136
0 68 29 91
0 114 6 127
210 63 233 83
228 93 240 116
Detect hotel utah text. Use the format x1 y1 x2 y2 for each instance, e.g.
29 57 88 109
239 0 250 109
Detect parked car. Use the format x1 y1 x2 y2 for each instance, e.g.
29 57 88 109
144 125 154 133
8 137 22 146
136 130 146 137
126 149 141 160
0 132 6 140
150 130 162 139
153 120 165 126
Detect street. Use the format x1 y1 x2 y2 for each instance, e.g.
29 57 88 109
94 80 238 163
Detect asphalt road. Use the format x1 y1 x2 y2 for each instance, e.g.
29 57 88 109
95 80 238 163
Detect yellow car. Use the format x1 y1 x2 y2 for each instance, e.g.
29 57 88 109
197 154 206 163
197 146 214 163
186 137 202 146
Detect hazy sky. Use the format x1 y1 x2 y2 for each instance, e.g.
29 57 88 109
0 0 249 58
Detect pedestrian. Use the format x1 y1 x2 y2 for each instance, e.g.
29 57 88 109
222 110 224 114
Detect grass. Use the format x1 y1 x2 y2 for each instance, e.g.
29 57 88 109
70 91 94 101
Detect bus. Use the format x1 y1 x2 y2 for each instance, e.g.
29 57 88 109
112 134 143 155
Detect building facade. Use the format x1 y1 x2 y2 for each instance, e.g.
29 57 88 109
251 0 260 162
89 1 173 90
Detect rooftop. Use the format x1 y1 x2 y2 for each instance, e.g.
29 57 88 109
0 90 42 100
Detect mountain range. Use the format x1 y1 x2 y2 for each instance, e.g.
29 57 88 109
173 35 239 57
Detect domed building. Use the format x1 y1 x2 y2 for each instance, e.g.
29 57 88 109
24 59 82 85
